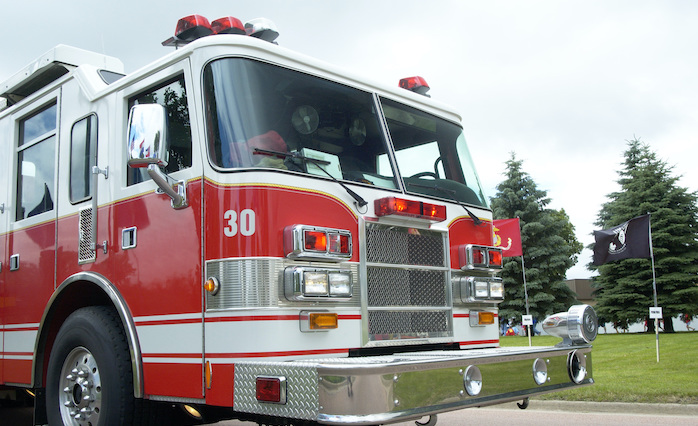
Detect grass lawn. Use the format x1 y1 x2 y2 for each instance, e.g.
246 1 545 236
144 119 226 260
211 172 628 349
500 332 698 404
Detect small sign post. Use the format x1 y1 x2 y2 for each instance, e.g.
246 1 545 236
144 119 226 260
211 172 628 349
649 306 662 362
522 315 533 346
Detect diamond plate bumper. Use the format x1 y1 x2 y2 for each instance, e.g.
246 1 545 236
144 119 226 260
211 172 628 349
232 345 593 425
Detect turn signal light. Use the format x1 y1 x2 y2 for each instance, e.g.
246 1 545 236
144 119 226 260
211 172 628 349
309 312 338 330
375 197 446 222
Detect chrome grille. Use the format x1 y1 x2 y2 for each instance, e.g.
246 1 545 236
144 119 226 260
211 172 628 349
364 223 452 344
366 225 444 266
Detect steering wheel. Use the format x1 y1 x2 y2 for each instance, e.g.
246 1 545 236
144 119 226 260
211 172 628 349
410 171 438 179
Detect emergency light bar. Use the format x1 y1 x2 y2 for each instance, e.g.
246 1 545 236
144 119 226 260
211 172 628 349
374 196 446 222
162 15 279 47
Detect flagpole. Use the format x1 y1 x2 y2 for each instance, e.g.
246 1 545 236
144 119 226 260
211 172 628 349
515 216 531 346
648 213 659 363
521 255 531 346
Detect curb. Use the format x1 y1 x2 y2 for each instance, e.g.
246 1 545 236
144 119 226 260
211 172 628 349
492 400 698 416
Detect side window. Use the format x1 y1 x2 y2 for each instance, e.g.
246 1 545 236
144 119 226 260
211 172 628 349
127 75 192 185
16 102 57 220
70 114 98 203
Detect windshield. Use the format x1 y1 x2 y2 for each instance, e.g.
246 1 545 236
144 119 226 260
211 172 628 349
203 58 487 208
204 58 397 189
378 98 488 207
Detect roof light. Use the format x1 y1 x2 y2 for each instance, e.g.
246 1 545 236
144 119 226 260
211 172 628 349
374 197 446 222
211 16 246 35
399 76 431 97
245 18 279 43
162 15 213 47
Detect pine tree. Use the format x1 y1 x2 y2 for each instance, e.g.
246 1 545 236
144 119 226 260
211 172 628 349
591 139 698 332
490 153 582 324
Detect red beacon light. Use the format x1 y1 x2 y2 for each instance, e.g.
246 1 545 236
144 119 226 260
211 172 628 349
162 15 213 47
211 16 246 35
375 196 446 222
399 76 431 97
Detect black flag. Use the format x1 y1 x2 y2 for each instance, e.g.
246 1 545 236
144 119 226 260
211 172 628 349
593 214 651 266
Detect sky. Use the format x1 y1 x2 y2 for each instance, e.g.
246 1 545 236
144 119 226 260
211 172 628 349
2 1 697 279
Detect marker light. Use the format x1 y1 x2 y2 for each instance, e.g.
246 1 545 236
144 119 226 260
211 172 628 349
399 76 431 97
567 350 587 384
374 197 446 222
285 225 352 261
204 277 220 295
211 16 246 35
256 376 287 404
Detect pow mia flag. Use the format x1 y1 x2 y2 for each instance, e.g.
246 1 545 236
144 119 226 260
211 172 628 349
593 214 651 266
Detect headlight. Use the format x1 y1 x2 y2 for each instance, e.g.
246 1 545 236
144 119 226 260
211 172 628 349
285 267 353 301
458 277 504 303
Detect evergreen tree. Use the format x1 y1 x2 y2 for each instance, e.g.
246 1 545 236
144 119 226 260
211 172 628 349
491 153 582 324
591 139 698 333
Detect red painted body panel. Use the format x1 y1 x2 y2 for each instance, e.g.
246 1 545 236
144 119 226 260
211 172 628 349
204 180 359 261
448 217 494 269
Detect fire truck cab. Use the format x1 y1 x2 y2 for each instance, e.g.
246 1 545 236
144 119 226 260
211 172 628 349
0 15 597 426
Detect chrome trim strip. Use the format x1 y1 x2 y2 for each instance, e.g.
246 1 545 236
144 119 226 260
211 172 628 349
33 272 144 398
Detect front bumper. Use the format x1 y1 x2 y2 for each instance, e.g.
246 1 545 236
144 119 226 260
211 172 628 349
233 345 593 425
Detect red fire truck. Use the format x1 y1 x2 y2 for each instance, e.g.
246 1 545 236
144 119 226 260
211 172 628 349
0 15 598 426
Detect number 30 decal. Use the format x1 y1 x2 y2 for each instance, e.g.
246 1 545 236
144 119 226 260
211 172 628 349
223 209 256 237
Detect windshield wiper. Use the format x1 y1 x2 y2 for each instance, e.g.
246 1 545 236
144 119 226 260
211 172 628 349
254 148 368 208
407 182 483 226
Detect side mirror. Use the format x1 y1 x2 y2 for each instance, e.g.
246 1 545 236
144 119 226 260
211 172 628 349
126 104 187 209
127 104 169 168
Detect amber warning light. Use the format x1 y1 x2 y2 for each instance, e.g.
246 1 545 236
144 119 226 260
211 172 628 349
375 197 446 222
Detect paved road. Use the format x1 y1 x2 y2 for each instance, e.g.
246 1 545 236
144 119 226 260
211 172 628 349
4 401 697 425
211 401 698 426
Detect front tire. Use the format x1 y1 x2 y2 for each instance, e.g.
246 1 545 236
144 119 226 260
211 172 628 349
46 306 134 426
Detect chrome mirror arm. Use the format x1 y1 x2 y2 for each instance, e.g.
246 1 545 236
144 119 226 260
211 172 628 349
147 164 187 209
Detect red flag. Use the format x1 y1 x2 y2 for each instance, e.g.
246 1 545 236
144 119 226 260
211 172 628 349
493 218 523 257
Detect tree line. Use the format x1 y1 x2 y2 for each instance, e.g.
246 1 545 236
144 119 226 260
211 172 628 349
490 139 698 332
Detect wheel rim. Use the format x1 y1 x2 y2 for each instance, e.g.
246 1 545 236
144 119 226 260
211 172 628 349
58 346 102 425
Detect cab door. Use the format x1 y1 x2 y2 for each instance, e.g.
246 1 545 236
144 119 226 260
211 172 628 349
0 113 10 384
3 91 60 385
111 59 205 399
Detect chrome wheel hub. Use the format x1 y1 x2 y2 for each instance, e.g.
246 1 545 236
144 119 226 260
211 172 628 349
58 347 102 425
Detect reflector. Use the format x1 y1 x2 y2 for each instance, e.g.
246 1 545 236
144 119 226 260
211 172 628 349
256 376 286 403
